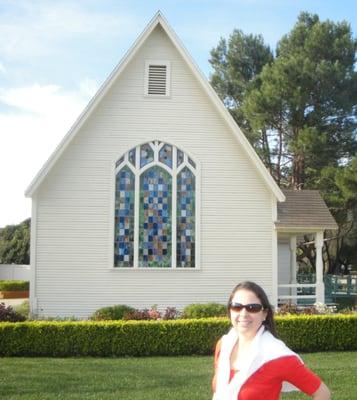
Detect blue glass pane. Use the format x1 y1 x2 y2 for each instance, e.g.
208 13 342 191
139 166 172 268
140 143 154 168
177 149 184 167
177 167 195 268
114 166 135 267
159 144 173 168
129 148 136 167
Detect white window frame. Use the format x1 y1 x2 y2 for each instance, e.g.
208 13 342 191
144 60 171 97
110 141 200 270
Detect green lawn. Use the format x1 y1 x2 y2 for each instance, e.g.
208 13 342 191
1 352 356 399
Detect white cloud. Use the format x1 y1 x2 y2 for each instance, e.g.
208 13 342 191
0 62 6 74
0 83 93 117
79 77 99 99
0 80 97 227
0 2 136 60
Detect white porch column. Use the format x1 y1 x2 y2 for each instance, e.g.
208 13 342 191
289 235 297 301
315 231 325 303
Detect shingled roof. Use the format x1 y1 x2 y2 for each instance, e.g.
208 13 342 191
276 190 338 230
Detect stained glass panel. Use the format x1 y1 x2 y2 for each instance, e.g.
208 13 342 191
177 149 184 167
177 167 195 268
114 166 135 267
115 156 124 168
139 166 172 268
188 157 196 169
128 148 136 167
159 144 173 168
140 143 154 167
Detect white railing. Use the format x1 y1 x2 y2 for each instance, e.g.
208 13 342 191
278 283 317 302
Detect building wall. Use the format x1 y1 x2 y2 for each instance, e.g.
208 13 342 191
278 238 291 296
33 25 275 317
0 265 30 280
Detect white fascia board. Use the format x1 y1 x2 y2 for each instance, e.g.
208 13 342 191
275 226 336 233
25 11 163 197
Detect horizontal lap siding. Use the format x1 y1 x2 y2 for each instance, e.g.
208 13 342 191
34 25 274 317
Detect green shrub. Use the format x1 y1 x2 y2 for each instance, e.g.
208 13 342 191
182 303 227 318
90 304 135 321
122 305 180 320
0 303 26 322
0 315 356 357
13 300 29 319
0 280 29 291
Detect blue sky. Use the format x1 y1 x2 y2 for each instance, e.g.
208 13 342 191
0 0 356 227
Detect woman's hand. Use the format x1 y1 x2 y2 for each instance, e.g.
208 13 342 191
312 382 331 399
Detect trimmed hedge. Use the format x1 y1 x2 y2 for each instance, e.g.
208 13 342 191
276 314 357 352
182 303 227 318
0 280 29 291
0 319 228 357
0 315 356 357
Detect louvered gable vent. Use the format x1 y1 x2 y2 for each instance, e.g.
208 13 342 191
145 60 170 96
148 65 167 95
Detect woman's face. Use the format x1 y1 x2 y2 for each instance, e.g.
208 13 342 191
230 289 267 339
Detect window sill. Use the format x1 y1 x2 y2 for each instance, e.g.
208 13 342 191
108 267 200 271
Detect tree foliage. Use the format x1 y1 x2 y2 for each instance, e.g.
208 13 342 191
210 12 357 271
243 12 357 187
0 219 30 264
209 29 274 164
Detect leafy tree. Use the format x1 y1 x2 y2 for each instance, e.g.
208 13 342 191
0 219 30 264
243 12 357 187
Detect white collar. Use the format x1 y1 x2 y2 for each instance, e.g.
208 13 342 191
214 326 301 400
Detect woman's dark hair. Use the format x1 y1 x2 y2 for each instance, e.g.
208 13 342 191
227 281 277 337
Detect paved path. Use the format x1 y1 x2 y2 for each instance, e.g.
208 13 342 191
0 298 28 307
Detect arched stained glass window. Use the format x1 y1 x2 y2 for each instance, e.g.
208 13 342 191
114 141 197 268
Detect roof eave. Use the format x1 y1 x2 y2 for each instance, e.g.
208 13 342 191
155 14 285 202
275 224 339 232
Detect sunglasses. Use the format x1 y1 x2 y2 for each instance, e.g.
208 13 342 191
229 302 264 313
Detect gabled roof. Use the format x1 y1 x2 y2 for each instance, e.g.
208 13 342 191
25 11 285 202
276 190 338 231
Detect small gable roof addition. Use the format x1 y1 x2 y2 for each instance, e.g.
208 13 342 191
25 11 285 202
276 190 338 231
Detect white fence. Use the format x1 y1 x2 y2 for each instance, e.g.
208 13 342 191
0 264 30 280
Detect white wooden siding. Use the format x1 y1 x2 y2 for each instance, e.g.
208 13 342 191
33 25 275 317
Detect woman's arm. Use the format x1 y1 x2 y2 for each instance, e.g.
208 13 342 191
312 382 331 400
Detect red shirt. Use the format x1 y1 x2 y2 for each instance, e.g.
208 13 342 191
213 340 321 400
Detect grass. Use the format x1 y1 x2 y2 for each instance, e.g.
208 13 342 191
0 352 356 399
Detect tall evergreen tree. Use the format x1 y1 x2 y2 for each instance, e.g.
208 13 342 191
243 12 357 187
210 12 357 271
209 30 274 171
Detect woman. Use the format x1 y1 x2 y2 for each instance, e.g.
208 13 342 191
212 281 331 400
